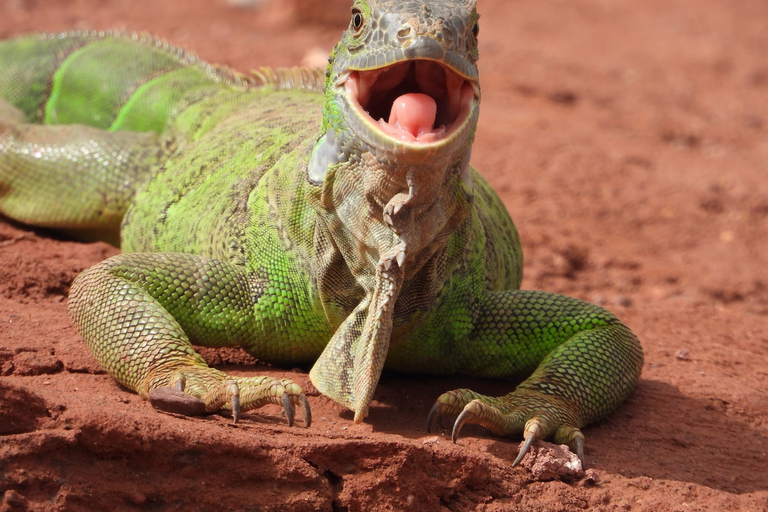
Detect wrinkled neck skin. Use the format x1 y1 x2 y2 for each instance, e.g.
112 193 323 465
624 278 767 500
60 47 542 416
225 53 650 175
305 117 476 421
305 0 481 420
309 124 475 294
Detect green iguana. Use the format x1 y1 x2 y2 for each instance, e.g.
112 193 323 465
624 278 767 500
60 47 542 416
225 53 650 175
0 0 643 466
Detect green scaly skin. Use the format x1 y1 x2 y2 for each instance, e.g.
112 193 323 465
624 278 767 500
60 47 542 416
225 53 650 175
0 0 643 466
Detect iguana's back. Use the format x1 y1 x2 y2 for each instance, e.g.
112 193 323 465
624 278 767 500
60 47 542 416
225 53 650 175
0 33 244 129
121 80 324 266
0 32 326 264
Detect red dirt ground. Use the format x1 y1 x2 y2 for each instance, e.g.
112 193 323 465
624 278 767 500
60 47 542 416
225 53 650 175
1 0 767 510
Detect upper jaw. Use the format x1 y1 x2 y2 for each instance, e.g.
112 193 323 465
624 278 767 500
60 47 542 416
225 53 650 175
337 58 480 148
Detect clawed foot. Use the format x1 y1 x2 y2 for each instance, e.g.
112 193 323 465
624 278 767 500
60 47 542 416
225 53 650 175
148 374 311 427
427 388 585 467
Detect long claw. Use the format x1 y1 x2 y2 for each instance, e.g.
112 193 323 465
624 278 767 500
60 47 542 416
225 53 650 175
554 425 586 468
282 392 295 427
171 373 186 391
426 402 441 433
231 394 240 424
512 418 543 467
573 434 585 468
429 388 587 469
512 434 536 467
428 390 472 433
150 373 309 426
451 407 471 443
299 394 312 428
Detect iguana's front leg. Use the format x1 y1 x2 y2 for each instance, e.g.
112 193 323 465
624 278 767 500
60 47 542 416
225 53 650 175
428 290 643 466
68 252 311 426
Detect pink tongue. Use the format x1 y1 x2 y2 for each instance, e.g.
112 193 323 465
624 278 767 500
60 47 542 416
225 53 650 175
388 93 437 139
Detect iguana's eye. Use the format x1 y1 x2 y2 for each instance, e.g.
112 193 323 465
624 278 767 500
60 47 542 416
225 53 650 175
472 22 479 38
351 9 365 33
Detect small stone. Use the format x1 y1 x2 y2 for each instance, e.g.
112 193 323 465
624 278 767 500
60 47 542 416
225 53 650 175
579 468 602 487
127 491 147 506
675 348 691 361
518 440 585 481
2 489 27 511
1 361 14 376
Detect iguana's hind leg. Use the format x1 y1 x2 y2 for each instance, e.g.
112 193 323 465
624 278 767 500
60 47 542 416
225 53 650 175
68 252 311 426
0 100 162 245
427 290 643 466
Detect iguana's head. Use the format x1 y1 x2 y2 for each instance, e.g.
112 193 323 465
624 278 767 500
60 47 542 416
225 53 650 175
313 0 481 183
309 0 481 275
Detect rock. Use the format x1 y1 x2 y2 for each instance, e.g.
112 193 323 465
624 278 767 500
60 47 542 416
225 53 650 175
518 440 585 481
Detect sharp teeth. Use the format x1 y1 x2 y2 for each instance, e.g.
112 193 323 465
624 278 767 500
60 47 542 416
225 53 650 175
472 82 481 99
346 59 477 143
334 71 351 88
396 250 406 268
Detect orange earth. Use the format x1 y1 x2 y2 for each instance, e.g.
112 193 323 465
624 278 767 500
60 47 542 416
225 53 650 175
1 0 767 510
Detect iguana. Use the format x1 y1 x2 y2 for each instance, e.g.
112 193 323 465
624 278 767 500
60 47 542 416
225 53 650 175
0 0 643 466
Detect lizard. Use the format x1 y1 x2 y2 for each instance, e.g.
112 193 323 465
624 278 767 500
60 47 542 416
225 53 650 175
0 0 643 466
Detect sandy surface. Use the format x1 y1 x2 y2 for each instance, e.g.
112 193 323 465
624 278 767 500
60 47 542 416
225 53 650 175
1 0 767 510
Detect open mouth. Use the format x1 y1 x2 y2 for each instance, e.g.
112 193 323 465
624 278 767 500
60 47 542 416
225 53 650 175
343 60 478 144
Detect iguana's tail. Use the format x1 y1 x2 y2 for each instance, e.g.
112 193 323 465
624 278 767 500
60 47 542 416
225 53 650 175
0 31 242 132
0 32 241 243
0 32 322 243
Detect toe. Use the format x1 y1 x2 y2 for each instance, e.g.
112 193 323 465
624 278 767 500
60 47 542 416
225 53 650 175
512 418 544 467
427 388 484 432
148 387 207 416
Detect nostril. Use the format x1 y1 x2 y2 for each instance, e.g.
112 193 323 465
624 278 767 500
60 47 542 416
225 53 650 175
397 26 412 40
